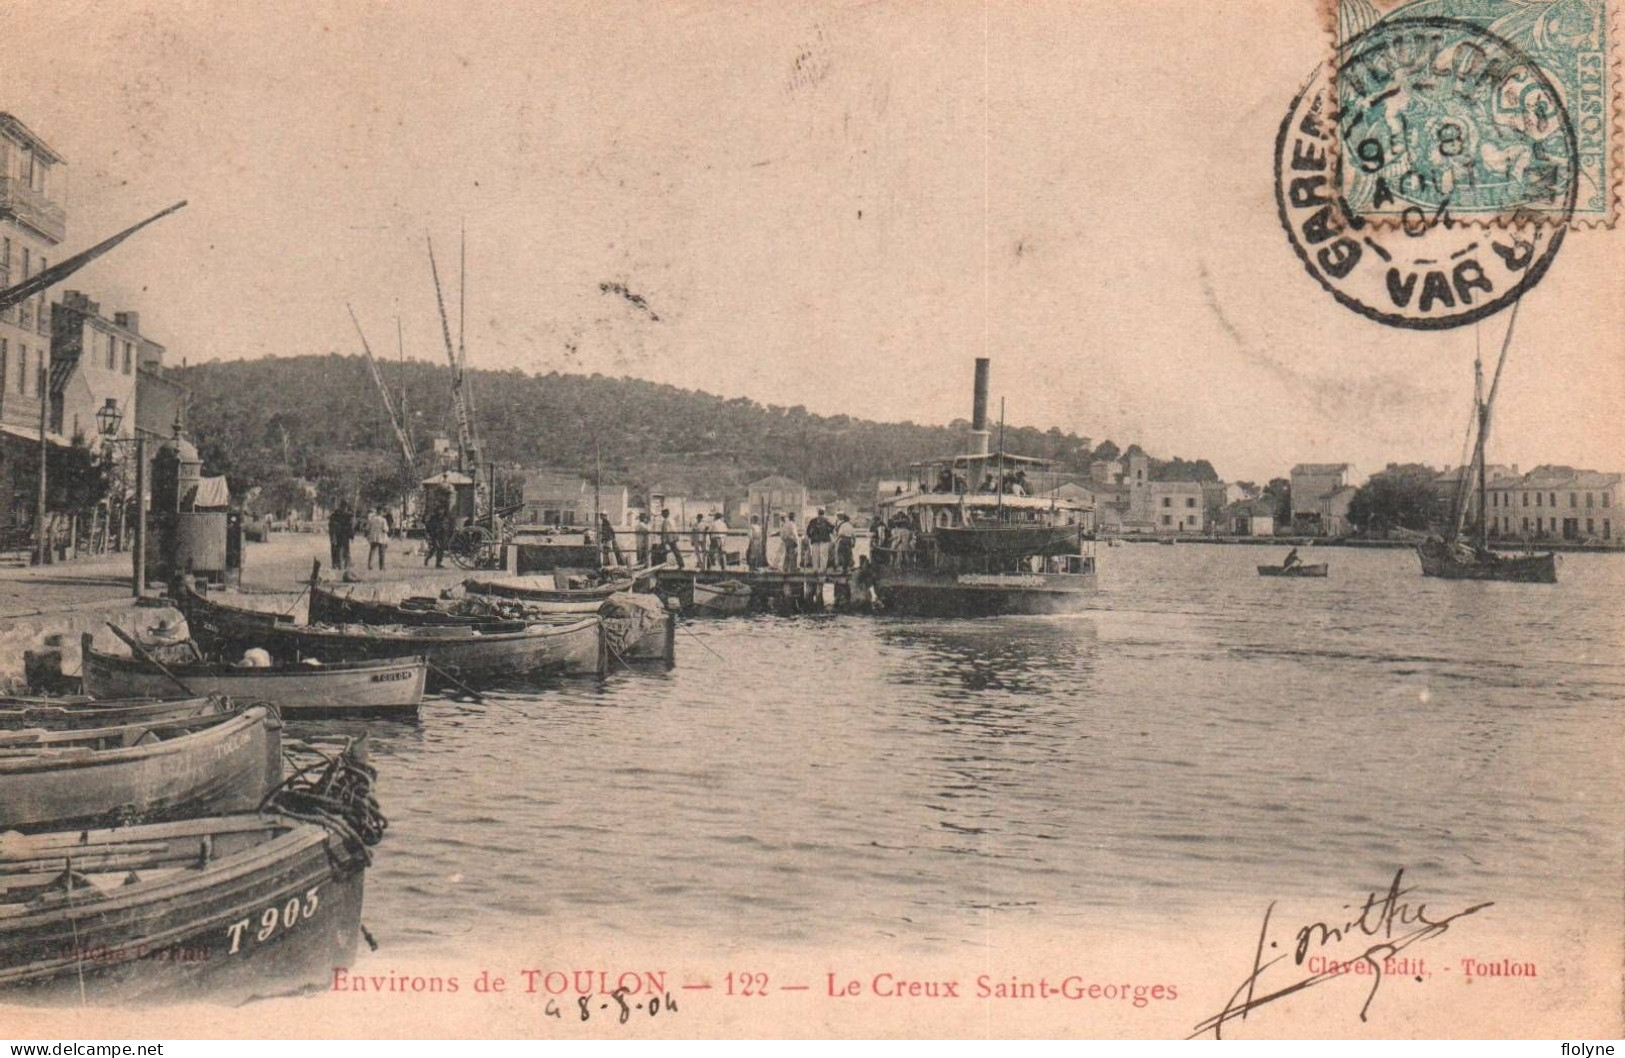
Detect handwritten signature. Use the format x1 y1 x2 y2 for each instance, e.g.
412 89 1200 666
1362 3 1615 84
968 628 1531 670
1191 868 1492 1039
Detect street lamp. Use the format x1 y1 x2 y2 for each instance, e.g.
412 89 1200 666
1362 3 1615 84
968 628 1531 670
93 397 145 597
95 397 123 440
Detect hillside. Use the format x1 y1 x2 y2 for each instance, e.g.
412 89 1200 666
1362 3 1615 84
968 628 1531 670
169 355 1216 503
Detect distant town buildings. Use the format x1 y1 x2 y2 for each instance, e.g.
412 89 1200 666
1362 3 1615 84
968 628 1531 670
520 470 630 527
1290 463 1356 534
1487 466 1620 542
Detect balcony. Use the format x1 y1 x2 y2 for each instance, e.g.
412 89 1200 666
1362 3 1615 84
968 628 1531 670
0 177 66 244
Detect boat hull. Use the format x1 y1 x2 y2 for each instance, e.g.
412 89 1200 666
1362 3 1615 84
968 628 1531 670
0 816 366 1005
81 646 427 720
1257 564 1328 577
177 582 605 686
872 569 1097 617
0 707 281 833
0 696 231 730
1416 543 1557 583
691 581 752 616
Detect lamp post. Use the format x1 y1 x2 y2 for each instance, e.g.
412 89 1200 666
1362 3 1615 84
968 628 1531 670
95 398 145 597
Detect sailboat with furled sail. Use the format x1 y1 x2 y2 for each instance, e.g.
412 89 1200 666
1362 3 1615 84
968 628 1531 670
1416 300 1557 584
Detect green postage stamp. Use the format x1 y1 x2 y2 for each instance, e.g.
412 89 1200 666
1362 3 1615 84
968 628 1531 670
1333 0 1618 226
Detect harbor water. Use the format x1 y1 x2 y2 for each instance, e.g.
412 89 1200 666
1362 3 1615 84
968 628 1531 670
309 543 1624 957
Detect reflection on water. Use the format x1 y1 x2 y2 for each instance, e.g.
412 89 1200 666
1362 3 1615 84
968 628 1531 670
317 545 1624 957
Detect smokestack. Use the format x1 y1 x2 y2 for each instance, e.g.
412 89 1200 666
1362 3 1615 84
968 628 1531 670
970 357 991 455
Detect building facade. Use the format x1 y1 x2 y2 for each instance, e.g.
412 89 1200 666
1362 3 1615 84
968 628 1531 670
1148 480 1204 533
1290 462 1356 534
49 291 166 444
745 475 809 524
520 470 630 527
1487 466 1620 542
0 114 68 526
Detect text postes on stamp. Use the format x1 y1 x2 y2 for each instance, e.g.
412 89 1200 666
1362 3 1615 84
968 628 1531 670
1334 0 1616 227
1277 20 1575 329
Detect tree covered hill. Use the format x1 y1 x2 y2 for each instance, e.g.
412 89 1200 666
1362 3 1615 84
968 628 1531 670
170 354 1217 501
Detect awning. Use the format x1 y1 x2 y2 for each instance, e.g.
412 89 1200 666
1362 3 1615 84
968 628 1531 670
0 422 73 447
192 475 230 509
422 471 475 487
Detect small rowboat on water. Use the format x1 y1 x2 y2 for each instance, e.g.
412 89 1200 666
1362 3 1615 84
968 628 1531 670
80 635 428 720
463 564 660 609
1257 563 1329 578
691 579 753 616
0 705 281 833
0 742 383 1005
176 579 606 686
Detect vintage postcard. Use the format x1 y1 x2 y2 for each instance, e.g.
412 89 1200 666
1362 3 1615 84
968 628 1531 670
0 0 1620 1042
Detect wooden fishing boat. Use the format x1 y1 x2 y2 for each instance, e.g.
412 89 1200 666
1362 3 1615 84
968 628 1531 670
0 743 383 1004
1418 302 1557 584
1257 563 1329 578
80 635 428 720
463 564 659 606
598 592 677 664
690 579 753 616
0 706 281 833
1416 540 1556 583
0 696 233 730
176 579 606 685
307 584 673 665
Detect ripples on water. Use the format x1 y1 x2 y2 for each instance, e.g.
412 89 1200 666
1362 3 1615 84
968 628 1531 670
292 545 1624 954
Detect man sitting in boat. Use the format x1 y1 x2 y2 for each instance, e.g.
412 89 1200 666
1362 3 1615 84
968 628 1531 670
1281 547 1302 571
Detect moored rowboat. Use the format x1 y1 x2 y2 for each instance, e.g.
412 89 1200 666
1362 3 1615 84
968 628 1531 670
0 695 233 730
81 635 427 720
176 579 606 686
0 705 281 833
691 580 752 616
0 744 382 1004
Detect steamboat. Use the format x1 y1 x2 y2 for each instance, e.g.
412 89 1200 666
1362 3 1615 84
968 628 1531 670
870 359 1097 616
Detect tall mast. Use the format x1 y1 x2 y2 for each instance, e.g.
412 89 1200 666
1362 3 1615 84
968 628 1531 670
426 235 474 473
347 303 417 479
459 222 481 455
396 316 413 455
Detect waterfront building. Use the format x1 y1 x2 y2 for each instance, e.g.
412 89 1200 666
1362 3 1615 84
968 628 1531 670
1433 463 1519 527
520 470 630 527
745 474 808 523
1289 462 1356 534
0 114 68 527
1486 466 1621 542
1148 481 1203 534
48 291 167 443
1316 485 1359 537
1223 496 1276 537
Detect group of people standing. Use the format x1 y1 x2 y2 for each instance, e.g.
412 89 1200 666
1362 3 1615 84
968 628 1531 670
767 508 856 572
326 501 397 573
626 507 859 572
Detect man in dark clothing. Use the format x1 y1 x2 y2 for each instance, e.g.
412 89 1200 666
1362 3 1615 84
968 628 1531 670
599 513 627 567
423 509 446 568
805 508 835 571
328 503 354 572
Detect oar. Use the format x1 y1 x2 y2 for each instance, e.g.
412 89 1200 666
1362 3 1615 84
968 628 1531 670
104 622 196 699
427 661 485 703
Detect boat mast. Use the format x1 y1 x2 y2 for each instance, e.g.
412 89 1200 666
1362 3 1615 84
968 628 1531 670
426 235 476 475
347 303 417 481
997 398 1006 520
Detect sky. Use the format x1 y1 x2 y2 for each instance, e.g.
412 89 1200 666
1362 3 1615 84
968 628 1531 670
3 0 1620 483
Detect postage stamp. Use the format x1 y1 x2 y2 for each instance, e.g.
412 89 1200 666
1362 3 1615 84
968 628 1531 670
1328 0 1618 227
1275 48 1571 329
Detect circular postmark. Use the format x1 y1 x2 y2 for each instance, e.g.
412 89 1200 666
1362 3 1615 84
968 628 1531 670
1275 16 1578 329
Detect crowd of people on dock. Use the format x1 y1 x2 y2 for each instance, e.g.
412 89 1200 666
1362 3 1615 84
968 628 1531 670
622 507 866 573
